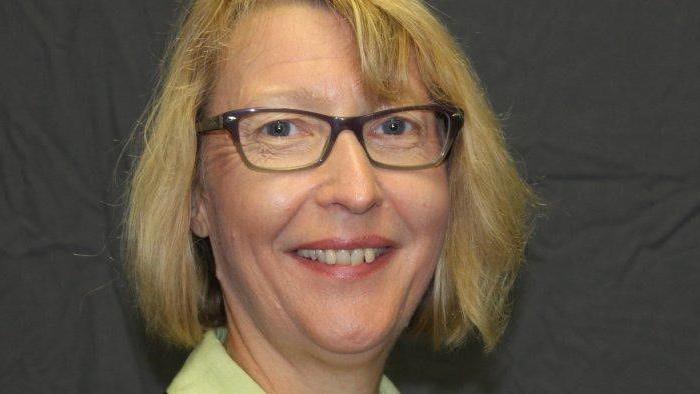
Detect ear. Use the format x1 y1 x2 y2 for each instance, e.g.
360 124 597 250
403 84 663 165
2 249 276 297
190 184 210 238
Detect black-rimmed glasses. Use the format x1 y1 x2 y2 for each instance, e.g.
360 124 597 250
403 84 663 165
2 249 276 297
195 104 464 172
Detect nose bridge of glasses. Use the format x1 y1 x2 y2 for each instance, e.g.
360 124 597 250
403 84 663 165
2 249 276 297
324 115 367 148
330 115 365 138
317 115 369 162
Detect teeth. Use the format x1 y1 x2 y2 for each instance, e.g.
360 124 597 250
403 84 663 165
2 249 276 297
336 250 350 264
350 249 364 266
326 250 337 265
296 247 388 266
364 248 376 263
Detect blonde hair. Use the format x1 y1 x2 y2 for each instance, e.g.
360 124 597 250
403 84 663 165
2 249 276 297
125 0 534 352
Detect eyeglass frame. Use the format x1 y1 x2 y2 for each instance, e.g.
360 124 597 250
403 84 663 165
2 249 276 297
195 104 465 172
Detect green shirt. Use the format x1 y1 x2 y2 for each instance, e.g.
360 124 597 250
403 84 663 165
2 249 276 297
167 328 400 393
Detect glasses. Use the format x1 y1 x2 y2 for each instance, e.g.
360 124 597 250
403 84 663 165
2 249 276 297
195 104 464 172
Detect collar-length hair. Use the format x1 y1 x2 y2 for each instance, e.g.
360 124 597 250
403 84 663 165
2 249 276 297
124 0 535 352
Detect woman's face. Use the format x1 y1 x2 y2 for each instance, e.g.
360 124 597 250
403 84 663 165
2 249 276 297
192 4 450 359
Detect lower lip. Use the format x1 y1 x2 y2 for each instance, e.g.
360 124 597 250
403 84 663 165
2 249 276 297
289 249 393 280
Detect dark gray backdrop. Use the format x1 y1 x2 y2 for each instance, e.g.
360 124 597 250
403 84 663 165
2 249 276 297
1 1 698 393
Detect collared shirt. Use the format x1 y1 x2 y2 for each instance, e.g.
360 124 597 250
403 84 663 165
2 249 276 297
167 328 400 393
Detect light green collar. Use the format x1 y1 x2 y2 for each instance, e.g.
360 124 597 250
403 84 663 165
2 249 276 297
167 328 400 393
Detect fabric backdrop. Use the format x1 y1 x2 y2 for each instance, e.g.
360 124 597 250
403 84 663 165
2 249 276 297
1 0 698 393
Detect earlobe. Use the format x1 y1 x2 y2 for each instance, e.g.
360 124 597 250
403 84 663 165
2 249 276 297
190 187 210 238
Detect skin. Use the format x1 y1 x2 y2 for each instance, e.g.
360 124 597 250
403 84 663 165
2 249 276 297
191 4 449 393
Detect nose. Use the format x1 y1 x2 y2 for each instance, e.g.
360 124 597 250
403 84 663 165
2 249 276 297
313 130 383 214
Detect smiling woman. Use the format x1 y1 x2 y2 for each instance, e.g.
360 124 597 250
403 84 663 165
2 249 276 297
125 0 533 393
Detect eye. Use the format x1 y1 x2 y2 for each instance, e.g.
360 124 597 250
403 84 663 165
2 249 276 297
263 120 296 137
380 117 412 135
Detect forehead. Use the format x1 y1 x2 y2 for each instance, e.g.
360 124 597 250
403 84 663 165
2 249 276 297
207 3 429 115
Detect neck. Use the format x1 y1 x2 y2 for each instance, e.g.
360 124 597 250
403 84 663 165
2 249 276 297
223 309 394 394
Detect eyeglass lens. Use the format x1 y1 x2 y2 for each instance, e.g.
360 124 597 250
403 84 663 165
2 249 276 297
236 109 449 170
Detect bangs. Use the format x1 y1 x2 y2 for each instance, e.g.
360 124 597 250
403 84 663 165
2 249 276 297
328 0 416 102
327 0 455 105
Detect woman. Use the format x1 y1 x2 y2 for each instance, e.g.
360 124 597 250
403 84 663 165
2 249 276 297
125 0 533 392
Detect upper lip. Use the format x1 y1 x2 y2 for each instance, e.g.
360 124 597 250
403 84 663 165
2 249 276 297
291 235 396 251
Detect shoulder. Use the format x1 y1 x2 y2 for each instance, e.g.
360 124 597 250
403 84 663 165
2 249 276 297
379 374 400 394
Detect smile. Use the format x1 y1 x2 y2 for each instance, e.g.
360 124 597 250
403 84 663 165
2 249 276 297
295 247 390 266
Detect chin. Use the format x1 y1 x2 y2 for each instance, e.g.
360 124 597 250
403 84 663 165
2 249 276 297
301 308 404 356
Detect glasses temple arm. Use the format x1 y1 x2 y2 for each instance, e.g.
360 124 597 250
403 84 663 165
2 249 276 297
195 116 224 133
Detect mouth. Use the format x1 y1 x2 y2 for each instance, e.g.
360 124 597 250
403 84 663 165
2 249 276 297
295 247 390 266
288 236 395 278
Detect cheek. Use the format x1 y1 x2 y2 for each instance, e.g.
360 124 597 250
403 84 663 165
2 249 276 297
205 166 309 311
381 167 449 303
384 168 450 240
210 172 304 250
204 162 318 289
382 169 449 325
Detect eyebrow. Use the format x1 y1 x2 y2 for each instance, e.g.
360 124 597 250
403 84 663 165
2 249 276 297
241 86 335 109
239 86 426 112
